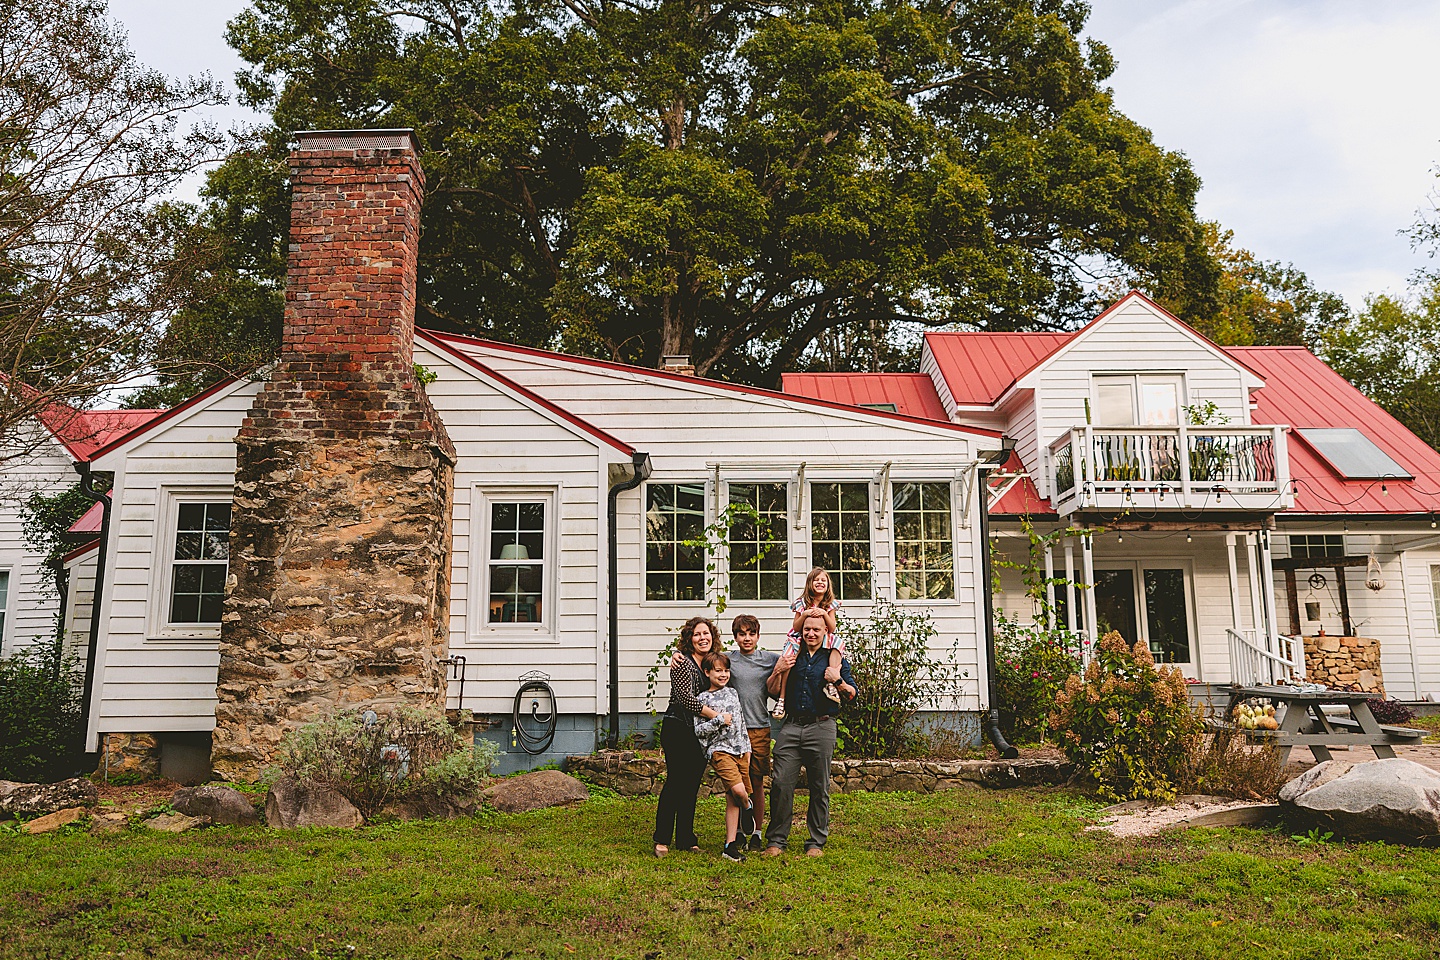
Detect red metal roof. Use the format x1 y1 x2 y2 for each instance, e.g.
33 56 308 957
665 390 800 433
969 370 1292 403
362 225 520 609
988 451 1057 517
1232 346 1440 515
779 373 949 422
69 500 105 535
924 332 1073 406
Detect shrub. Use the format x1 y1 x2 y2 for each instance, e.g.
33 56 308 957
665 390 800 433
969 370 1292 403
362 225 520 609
1050 630 1200 802
0 643 85 781
994 616 1082 744
269 707 497 819
1178 726 1286 800
1367 698 1417 725
838 600 957 758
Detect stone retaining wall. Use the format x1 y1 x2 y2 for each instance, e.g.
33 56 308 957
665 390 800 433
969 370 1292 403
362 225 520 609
566 751 1072 797
1303 635 1384 695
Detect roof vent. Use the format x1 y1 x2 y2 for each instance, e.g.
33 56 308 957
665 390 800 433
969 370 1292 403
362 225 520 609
662 355 696 377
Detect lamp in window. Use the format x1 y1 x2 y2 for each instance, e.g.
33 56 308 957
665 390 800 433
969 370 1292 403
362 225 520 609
500 544 530 562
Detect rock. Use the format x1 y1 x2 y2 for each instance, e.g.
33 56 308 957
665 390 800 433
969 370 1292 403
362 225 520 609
1173 804 1279 829
265 778 364 829
383 795 477 821
874 773 928 793
22 807 87 834
478 770 589 813
89 813 129 836
0 778 98 820
1279 758 1440 842
144 812 205 833
172 784 260 826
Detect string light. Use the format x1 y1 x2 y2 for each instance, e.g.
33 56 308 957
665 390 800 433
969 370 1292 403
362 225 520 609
1186 533 1193 543
1381 483 1389 496
1432 514 1437 530
1117 532 1124 543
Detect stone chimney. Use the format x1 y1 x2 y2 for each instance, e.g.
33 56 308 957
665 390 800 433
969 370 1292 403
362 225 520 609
212 129 456 781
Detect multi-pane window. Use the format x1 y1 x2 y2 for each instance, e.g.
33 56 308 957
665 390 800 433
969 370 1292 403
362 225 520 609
728 482 789 601
892 482 954 600
0 570 9 642
1431 565 1440 633
170 502 230 624
1290 535 1344 559
646 483 706 601
810 482 872 601
488 501 546 623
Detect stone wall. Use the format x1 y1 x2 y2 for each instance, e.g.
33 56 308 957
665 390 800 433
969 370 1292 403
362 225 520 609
99 733 161 780
212 130 456 781
566 751 1073 797
1303 635 1384 695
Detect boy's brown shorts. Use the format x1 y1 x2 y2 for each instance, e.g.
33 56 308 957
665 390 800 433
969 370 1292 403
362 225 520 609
711 751 752 795
746 728 772 779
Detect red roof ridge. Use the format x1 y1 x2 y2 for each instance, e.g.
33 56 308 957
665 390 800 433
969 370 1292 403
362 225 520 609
431 330 1002 438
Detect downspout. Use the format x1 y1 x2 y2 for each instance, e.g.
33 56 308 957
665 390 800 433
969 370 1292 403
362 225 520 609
607 451 652 748
75 461 111 754
978 454 1019 759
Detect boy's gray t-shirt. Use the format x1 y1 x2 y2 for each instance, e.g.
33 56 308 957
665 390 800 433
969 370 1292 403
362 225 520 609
729 648 780 730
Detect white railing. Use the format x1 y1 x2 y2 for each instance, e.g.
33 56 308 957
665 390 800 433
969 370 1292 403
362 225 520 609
1049 424 1288 509
1226 628 1305 687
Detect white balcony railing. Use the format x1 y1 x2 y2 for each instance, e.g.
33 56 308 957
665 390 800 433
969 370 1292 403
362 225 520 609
1048 424 1289 514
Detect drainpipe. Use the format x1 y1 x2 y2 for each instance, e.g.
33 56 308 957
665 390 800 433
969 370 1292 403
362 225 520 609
977 442 1019 759
75 461 111 754
607 452 652 748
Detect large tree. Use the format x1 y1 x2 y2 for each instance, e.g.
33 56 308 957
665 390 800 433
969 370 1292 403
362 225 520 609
0 0 223 453
161 0 1220 391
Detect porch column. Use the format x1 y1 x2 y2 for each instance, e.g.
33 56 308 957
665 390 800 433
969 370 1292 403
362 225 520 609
1245 533 1265 636
1225 533 1243 632
1258 528 1280 644
1081 531 1097 648
1063 538 1077 634
1043 543 1056 629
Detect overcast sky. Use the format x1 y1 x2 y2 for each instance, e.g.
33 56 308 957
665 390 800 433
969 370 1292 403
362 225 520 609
109 0 1440 310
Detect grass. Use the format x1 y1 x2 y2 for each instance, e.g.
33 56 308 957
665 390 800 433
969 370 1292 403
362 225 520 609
1404 714 1440 743
3 788 1440 959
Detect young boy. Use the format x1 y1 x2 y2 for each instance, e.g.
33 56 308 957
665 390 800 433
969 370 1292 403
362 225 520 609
693 651 755 862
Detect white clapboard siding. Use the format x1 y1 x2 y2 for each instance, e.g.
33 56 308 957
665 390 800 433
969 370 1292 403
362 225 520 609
446 339 989 713
1030 298 1254 450
918 339 958 421
0 435 76 657
61 547 98 664
1398 545 1440 699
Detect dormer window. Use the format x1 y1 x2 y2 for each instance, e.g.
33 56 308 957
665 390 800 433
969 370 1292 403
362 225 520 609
1093 375 1183 426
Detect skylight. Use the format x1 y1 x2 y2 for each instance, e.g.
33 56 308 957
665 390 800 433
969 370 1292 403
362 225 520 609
859 402 898 413
1296 428 1412 480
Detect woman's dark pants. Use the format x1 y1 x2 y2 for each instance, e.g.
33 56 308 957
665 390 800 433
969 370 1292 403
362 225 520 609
653 715 706 848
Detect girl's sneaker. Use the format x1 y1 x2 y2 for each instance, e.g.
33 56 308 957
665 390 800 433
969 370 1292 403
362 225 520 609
722 840 747 862
770 699 786 720
747 831 765 852
740 802 755 837
823 682 841 703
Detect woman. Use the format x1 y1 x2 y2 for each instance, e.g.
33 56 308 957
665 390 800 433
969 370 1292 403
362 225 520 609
653 616 722 857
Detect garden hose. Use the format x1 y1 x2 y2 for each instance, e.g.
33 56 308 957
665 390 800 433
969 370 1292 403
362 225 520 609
513 674 558 755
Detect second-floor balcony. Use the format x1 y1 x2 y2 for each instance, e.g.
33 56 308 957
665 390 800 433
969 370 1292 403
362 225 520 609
1048 424 1291 516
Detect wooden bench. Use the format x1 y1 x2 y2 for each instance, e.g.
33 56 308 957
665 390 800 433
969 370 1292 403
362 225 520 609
1312 716 1426 744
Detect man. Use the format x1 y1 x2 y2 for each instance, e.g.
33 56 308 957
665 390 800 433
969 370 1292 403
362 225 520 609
763 610 856 857
726 614 780 850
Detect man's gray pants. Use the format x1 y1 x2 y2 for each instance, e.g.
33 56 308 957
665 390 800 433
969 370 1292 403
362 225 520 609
765 716 836 852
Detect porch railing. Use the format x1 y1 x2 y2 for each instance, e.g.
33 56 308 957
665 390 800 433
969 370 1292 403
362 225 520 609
1226 628 1305 687
1049 424 1286 507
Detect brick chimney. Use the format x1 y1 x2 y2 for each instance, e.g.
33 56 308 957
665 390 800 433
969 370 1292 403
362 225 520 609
212 129 456 780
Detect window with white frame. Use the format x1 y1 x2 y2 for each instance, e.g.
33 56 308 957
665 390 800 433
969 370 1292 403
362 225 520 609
645 482 706 601
485 498 548 625
727 482 789 601
892 482 954 600
1093 374 1184 426
168 502 231 625
0 569 9 647
810 482 872 601
1431 565 1440 633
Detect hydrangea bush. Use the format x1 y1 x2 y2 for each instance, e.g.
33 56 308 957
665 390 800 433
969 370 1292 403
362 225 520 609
994 615 1083 744
1050 631 1200 802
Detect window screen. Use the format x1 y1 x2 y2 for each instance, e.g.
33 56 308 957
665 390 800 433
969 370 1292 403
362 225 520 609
646 483 706 601
170 502 230 624
892 482 954 600
810 482 872 600
488 501 545 623
1296 428 1412 479
727 482 789 601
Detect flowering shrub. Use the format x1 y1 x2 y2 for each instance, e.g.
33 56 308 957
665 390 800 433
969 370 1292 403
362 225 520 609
839 600 958 758
994 616 1082 743
1050 630 1200 802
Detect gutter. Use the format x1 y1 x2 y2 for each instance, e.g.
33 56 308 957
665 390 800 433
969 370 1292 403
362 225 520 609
977 443 1019 759
74 461 111 754
607 452 652 747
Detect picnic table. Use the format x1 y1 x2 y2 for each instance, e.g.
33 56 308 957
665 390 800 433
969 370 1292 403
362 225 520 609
1223 685 1422 765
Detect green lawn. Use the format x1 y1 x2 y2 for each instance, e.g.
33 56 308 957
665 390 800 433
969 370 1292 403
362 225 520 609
3 788 1439 959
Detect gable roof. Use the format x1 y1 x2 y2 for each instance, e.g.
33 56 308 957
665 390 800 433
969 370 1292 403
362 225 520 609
1233 346 1440 515
430 330 1002 439
1 375 165 460
86 375 245 463
923 332 1073 406
778 373 949 421
414 329 635 456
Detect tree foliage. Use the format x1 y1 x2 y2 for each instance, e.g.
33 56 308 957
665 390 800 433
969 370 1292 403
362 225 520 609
0 0 223 449
156 0 1221 393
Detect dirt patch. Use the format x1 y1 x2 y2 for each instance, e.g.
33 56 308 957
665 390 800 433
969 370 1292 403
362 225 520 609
1087 796 1278 838
95 780 180 815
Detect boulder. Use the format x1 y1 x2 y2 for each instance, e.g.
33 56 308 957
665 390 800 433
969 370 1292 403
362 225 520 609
382 795 477 821
1279 758 1440 842
264 778 364 829
0 778 98 820
89 813 129 836
478 770 589 813
21 807 88 834
172 784 260 826
143 812 205 833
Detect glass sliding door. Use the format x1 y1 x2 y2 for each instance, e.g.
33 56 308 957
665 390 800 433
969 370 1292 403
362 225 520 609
1092 564 1196 674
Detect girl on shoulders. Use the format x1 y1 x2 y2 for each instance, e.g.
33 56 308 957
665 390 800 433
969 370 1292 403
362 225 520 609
771 567 844 719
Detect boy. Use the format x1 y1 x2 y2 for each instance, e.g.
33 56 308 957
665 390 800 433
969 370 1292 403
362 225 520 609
694 651 755 862
727 614 779 850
